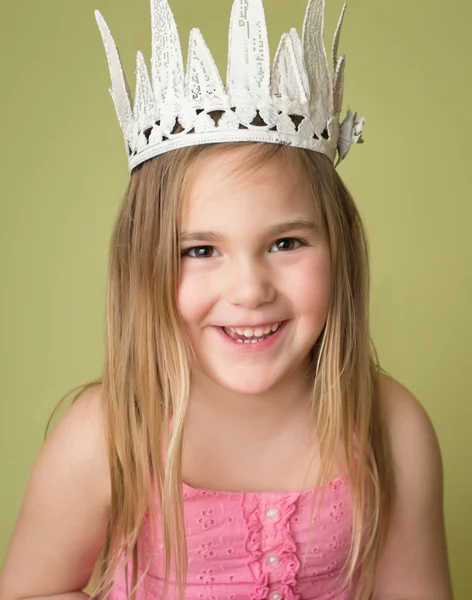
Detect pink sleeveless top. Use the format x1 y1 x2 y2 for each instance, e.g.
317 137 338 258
108 473 360 600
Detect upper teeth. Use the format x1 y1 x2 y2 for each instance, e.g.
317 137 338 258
227 322 281 338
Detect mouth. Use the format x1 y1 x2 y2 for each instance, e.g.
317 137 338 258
221 321 284 344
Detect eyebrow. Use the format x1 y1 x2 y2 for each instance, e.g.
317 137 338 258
180 219 319 245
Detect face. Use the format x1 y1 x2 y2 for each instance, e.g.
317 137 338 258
178 145 331 396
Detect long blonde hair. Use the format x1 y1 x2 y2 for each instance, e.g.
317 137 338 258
48 142 394 600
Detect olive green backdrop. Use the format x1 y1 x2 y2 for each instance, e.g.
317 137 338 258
1 0 470 597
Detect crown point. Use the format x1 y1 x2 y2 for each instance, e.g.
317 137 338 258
227 0 271 107
94 10 106 30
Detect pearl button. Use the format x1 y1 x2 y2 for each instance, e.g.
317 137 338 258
267 553 280 566
270 593 283 600
266 507 280 521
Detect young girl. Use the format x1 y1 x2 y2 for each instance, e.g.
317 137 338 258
0 0 453 599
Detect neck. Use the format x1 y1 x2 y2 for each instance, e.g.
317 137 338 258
186 367 314 435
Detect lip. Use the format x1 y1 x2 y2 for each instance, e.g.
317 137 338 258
212 320 289 353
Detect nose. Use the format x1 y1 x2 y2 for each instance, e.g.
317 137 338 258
223 257 276 309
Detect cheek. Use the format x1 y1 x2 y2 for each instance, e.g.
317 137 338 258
286 253 331 314
177 268 210 328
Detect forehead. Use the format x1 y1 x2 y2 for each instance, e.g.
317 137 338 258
181 146 320 228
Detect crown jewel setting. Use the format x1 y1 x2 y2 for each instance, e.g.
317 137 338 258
95 0 365 172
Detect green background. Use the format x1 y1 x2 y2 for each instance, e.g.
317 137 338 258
1 0 470 596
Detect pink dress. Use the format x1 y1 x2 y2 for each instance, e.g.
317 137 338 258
109 473 360 600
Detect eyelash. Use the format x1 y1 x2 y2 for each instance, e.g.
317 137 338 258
181 237 308 259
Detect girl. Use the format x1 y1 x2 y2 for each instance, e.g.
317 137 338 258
0 0 453 599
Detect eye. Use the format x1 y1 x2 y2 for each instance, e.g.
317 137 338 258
181 245 220 259
270 237 306 252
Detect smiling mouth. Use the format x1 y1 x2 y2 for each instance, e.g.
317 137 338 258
222 322 283 344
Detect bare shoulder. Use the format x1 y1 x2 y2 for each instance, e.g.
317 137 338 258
0 383 111 599
41 383 110 500
52 383 109 461
373 372 453 600
377 370 444 516
378 371 440 458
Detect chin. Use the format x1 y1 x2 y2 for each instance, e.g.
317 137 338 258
219 378 277 397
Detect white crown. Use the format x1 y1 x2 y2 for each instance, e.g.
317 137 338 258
95 0 365 173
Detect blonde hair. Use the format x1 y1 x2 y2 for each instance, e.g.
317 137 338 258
48 141 394 600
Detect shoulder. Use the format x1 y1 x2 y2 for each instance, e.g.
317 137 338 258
377 371 442 479
0 384 111 598
52 383 110 495
35 382 111 508
373 371 453 599
27 382 111 516
46 383 108 456
59 382 107 440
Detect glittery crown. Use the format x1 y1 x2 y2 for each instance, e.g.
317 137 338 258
95 0 365 173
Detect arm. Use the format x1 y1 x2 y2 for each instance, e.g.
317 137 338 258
0 385 111 600
372 374 454 600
